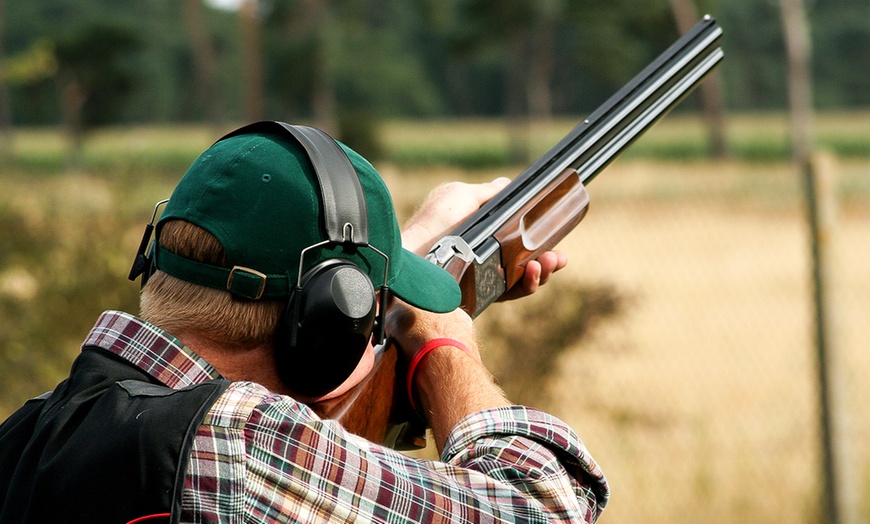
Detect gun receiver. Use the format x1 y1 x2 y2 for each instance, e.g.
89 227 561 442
313 16 723 450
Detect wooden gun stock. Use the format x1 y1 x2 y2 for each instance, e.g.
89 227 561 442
312 16 724 449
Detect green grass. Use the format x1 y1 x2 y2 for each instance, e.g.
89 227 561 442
3 125 214 176
3 112 869 175
383 112 870 167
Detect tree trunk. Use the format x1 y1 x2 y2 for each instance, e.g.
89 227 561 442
667 0 729 158
239 0 265 122
505 32 530 165
58 69 87 157
780 3 859 524
0 0 12 161
527 16 555 119
306 0 339 136
182 0 224 130
780 0 812 163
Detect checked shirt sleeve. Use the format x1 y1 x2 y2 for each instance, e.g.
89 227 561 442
183 382 608 523
440 406 609 522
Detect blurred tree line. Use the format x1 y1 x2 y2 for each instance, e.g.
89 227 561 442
0 0 867 150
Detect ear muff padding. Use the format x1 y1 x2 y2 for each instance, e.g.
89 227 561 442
276 260 377 397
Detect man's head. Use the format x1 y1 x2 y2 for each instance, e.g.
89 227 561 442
140 122 461 395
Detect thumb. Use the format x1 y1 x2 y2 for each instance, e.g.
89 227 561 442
476 177 510 202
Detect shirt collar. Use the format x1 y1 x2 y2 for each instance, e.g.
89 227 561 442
82 310 222 389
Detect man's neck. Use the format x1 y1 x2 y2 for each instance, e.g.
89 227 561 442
175 332 292 395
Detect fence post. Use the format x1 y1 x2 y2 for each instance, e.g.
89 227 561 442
780 0 857 522
806 152 857 524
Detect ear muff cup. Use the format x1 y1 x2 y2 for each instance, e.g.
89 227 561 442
276 259 377 397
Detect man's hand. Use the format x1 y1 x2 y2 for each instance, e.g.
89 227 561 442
401 178 567 300
401 178 512 255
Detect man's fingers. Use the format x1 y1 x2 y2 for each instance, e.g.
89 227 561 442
496 250 568 302
461 177 511 207
483 177 511 195
536 250 567 286
523 260 542 293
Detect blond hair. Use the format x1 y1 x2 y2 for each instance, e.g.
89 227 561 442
140 220 285 348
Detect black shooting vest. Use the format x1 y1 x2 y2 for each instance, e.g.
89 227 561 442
0 347 230 524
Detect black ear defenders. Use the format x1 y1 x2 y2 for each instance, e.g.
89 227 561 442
257 122 390 397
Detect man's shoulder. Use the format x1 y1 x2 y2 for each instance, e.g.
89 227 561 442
202 381 319 430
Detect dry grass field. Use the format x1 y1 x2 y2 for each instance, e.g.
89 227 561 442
1 119 868 522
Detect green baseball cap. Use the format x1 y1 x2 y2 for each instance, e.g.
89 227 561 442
153 126 461 313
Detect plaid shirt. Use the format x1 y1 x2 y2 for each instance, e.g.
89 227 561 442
84 311 608 523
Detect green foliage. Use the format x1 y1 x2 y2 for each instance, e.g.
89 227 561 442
812 1 870 108
3 0 239 124
1 40 57 85
714 1 789 110
4 0 870 129
442 0 677 115
54 21 143 127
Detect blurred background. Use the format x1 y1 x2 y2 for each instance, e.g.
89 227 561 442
0 0 867 522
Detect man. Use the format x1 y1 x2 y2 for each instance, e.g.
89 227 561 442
0 122 608 523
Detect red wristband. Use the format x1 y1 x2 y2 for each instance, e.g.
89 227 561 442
405 338 473 414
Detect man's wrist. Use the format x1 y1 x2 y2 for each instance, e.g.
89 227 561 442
412 345 510 451
406 338 476 415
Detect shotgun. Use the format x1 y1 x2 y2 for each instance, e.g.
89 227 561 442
312 16 724 449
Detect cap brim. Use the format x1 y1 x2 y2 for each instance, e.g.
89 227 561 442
389 249 462 313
